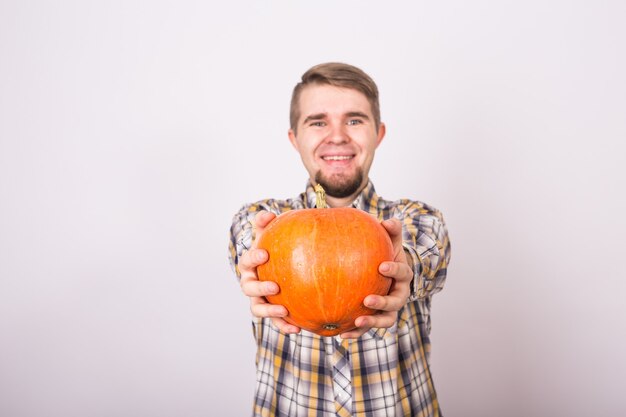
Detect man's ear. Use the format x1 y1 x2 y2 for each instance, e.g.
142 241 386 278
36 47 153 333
288 129 299 151
375 122 386 148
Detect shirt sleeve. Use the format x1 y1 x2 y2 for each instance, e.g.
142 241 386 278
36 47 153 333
395 201 451 300
228 200 289 280
228 204 257 280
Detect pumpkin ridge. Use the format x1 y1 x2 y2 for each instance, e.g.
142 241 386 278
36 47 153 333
310 215 327 331
326 211 343 330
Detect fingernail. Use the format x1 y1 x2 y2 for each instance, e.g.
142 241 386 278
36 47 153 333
256 251 267 262
364 297 377 308
355 317 370 328
380 263 390 272
265 282 278 294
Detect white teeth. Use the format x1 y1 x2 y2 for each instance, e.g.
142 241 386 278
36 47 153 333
323 155 352 161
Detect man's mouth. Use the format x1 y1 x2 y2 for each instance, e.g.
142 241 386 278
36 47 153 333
321 155 354 161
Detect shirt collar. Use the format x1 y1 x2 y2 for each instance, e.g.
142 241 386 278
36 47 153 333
304 179 378 209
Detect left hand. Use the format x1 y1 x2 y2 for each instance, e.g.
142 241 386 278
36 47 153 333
340 218 413 339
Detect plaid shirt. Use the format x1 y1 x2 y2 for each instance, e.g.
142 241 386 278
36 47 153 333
228 181 451 417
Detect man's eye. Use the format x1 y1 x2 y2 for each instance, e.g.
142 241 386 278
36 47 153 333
347 119 363 126
310 121 325 127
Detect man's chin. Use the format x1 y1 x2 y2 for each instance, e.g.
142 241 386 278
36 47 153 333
314 171 364 199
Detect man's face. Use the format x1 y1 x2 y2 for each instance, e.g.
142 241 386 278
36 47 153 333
288 84 385 200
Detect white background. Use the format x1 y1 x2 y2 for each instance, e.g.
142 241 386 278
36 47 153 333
1 1 625 416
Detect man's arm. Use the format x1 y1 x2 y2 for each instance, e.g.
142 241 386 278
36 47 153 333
229 207 301 334
341 202 451 339
398 201 451 301
340 218 413 338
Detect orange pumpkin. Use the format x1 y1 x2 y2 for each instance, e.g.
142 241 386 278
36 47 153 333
256 205 394 336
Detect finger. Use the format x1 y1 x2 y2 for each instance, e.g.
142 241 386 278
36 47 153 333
354 310 397 330
381 218 403 246
381 219 411 265
250 296 288 318
238 248 269 272
379 261 412 282
240 278 279 298
363 292 408 313
364 264 412 312
270 318 301 334
249 297 301 333
255 210 276 228
340 311 398 339
251 211 276 249
340 327 369 339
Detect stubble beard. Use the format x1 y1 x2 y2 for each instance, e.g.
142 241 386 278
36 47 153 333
314 169 364 199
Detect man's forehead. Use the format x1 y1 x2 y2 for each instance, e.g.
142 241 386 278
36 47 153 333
298 84 372 116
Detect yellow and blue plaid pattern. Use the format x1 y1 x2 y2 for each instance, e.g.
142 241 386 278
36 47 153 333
229 181 451 416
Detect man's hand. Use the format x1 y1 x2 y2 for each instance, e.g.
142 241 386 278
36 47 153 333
340 218 413 339
238 211 301 334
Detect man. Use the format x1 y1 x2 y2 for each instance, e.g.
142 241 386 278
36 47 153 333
229 63 451 416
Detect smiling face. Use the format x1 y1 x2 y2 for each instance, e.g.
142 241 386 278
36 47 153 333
288 84 386 206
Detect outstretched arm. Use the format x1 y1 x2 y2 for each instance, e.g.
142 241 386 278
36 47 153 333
230 210 301 334
341 202 451 339
341 218 413 339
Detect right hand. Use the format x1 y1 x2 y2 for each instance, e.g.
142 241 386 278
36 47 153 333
238 210 301 334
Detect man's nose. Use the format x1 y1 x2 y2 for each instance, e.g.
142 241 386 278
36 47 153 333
326 123 349 144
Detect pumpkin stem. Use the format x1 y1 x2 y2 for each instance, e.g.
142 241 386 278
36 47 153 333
314 184 328 208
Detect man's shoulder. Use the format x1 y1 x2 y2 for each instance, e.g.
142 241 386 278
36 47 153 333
232 193 307 219
358 182 444 219
377 194 444 219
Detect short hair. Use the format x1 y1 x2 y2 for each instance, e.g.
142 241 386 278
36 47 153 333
289 62 381 133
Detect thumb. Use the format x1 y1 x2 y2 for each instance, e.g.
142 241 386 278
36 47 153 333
381 218 403 247
251 211 276 248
